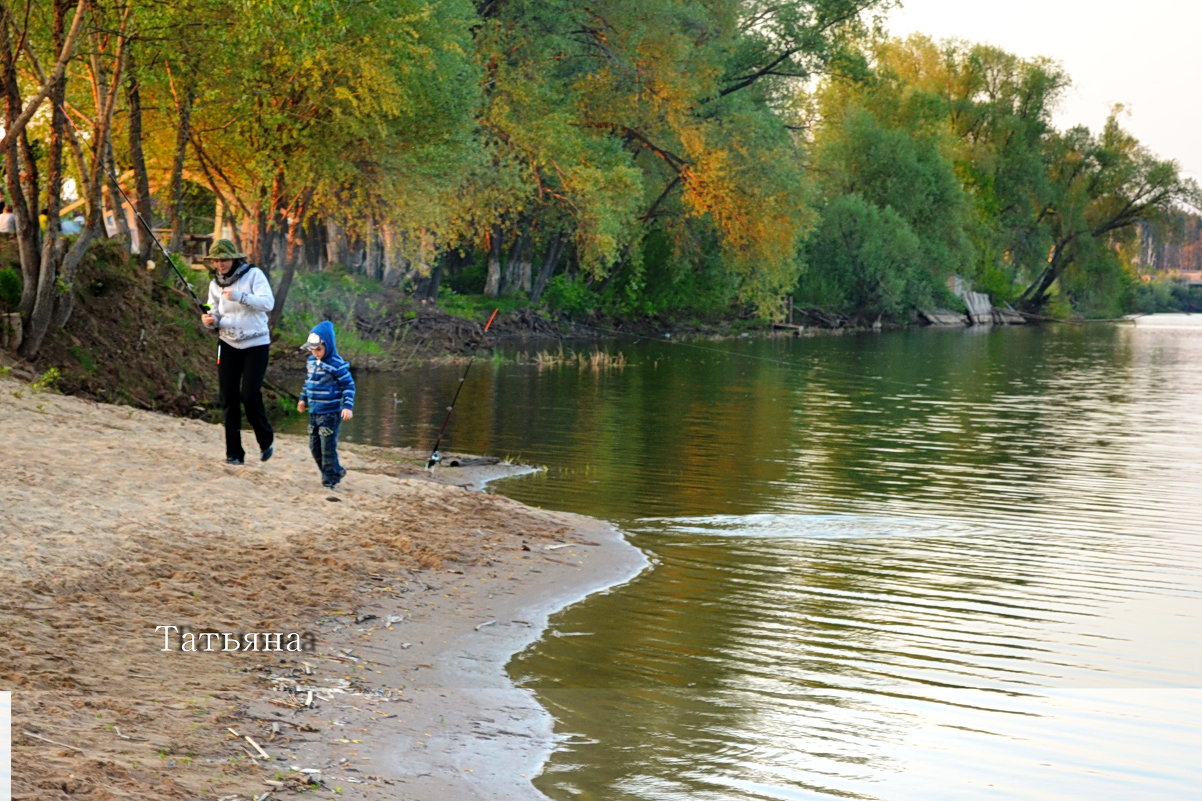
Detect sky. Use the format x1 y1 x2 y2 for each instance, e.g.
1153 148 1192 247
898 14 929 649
881 0 1202 182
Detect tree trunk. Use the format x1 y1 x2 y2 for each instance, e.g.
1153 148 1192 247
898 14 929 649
19 3 71 358
504 225 530 295
326 219 349 267
418 261 442 301
269 220 300 331
55 7 126 333
484 225 502 297
380 225 394 285
1016 236 1075 312
267 188 310 329
125 47 154 264
0 0 88 154
103 140 131 249
364 215 381 279
1 15 42 325
306 218 326 271
518 242 534 294
531 231 566 303
168 83 193 252
504 227 528 293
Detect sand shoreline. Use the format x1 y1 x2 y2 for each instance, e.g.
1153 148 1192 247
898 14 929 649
267 495 648 800
297 510 646 799
0 371 647 799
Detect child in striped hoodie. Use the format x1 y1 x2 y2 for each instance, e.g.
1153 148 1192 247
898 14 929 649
297 320 356 489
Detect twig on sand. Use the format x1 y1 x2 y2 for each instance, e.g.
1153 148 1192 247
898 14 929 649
112 725 146 741
23 730 85 752
244 734 271 760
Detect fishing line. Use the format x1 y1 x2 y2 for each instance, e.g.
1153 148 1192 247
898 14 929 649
54 102 210 314
53 105 305 402
426 308 500 469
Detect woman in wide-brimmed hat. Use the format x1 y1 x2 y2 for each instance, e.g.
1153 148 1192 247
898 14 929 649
199 239 275 465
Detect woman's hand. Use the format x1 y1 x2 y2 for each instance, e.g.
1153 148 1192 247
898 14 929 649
221 288 236 301
201 313 216 326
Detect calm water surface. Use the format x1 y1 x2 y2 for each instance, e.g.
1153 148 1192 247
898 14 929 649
285 317 1202 800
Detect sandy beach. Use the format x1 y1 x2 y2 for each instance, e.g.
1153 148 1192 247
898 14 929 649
0 370 647 799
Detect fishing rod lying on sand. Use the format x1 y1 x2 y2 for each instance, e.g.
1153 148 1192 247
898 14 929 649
426 308 499 470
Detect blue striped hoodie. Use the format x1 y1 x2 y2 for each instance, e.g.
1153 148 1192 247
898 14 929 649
300 320 355 415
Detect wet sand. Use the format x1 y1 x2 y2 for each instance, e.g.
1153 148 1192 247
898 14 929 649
0 371 646 799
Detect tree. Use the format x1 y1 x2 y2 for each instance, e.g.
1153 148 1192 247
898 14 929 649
1016 114 1201 313
470 0 890 315
801 192 925 319
2 0 128 358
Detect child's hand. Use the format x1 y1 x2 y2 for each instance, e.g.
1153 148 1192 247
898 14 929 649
297 400 307 413
221 288 236 301
341 408 353 421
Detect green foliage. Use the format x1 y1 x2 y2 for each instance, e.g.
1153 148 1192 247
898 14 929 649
469 0 862 314
809 104 972 300
802 193 935 319
278 271 390 361
541 275 598 318
0 267 20 307
1125 277 1192 314
436 290 524 322
444 254 488 296
70 346 97 374
9 0 1197 341
1016 116 1200 313
31 367 62 392
592 226 740 318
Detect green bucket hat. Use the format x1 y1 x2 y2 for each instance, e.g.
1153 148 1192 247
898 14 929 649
202 238 246 260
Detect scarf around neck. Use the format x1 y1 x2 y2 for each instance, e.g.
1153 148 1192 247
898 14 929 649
213 260 252 288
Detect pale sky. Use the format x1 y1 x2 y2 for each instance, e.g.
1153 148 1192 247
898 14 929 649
882 0 1202 182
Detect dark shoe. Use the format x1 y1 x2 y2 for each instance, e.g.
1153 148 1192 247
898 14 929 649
322 482 337 491
260 444 274 462
338 466 347 479
225 457 244 465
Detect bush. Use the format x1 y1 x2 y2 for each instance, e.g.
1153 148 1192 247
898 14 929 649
541 274 597 317
0 266 21 308
800 193 934 320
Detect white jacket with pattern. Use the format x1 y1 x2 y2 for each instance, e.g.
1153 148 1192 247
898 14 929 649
205 265 275 348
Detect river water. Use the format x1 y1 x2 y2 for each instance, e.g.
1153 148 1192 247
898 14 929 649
284 315 1202 800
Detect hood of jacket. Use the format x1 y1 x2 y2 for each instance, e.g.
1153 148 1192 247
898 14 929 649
309 320 342 362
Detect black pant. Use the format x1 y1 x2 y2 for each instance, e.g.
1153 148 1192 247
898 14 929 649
217 343 273 460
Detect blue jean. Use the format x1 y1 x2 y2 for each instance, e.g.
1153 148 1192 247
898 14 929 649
308 413 345 485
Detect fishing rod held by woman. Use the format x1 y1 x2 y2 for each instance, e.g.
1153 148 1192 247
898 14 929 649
199 238 275 465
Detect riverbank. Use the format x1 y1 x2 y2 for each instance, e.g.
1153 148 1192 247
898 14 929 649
0 370 647 799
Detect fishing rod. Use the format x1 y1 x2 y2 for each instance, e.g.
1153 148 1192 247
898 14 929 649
426 309 499 470
107 172 210 315
113 176 307 402
53 101 209 314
